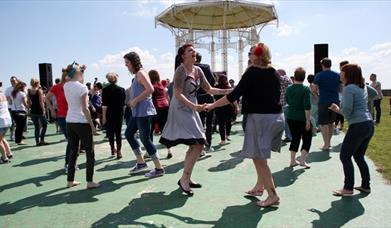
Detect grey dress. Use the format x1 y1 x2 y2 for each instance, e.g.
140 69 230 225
160 64 208 147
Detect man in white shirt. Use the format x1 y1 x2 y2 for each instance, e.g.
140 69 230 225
4 76 18 141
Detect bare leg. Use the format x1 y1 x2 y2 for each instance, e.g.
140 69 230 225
152 158 163 169
180 144 203 191
256 159 280 207
328 123 334 147
300 149 311 168
246 159 265 195
0 138 7 161
290 151 299 167
320 125 330 150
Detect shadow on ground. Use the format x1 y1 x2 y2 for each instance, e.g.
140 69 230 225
92 189 216 227
212 196 278 228
309 193 368 227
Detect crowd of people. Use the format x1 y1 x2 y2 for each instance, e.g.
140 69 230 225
0 42 388 207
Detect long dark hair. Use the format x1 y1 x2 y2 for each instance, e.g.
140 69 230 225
175 44 193 70
216 74 230 89
124 52 143 74
341 64 365 88
12 81 26 98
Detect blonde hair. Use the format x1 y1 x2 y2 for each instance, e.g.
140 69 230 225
106 72 118 84
30 78 40 87
251 42 272 67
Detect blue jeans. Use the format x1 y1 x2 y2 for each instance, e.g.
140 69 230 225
282 105 292 140
340 121 374 190
57 117 71 165
31 114 48 144
125 115 158 160
310 104 318 129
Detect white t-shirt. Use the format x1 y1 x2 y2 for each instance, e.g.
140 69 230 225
4 86 14 110
64 81 88 123
11 91 27 111
0 100 12 128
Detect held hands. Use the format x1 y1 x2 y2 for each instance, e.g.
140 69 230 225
194 104 207 112
204 103 215 112
328 103 340 113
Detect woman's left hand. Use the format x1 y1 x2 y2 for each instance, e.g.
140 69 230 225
305 120 311 131
127 100 137 108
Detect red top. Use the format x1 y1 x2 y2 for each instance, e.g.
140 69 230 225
50 84 68 118
152 83 169 109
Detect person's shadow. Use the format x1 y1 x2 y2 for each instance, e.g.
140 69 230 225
272 167 305 187
0 169 64 192
301 150 332 163
91 189 215 227
309 193 368 227
208 151 244 172
212 195 278 228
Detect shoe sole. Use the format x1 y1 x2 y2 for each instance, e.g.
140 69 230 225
129 167 148 174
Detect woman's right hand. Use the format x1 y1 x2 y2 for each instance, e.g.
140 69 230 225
193 104 206 112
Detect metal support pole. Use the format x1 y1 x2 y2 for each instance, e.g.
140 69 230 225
222 30 228 74
238 38 244 77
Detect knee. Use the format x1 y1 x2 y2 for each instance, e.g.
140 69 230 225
339 151 350 162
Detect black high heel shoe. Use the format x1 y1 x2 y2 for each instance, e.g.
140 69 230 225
189 182 202 188
177 180 194 196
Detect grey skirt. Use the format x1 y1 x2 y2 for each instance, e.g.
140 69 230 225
241 113 285 159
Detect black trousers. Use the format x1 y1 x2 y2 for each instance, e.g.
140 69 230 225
216 106 233 141
197 95 214 147
335 113 344 127
106 115 124 151
11 111 27 143
287 119 312 152
150 107 169 141
373 99 382 123
66 123 95 182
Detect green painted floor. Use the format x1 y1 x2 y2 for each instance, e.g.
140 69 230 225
1 120 391 227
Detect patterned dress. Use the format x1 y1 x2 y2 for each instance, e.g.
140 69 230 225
160 64 208 147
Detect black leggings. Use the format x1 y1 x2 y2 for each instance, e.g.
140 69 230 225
106 117 123 151
216 106 233 141
287 119 312 152
66 123 95 182
335 113 344 127
12 111 27 143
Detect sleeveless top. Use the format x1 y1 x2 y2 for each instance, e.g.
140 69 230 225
0 100 12 128
29 89 43 115
130 73 157 117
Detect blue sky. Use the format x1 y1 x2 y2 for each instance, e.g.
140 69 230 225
1 0 391 90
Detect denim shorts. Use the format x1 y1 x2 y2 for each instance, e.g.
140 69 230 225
0 127 9 135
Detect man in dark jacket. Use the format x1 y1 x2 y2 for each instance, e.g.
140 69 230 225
195 53 216 154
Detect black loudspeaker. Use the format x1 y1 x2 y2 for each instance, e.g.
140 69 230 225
314 44 328 75
39 63 53 90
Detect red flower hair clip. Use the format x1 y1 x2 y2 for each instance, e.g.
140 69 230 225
254 44 264 57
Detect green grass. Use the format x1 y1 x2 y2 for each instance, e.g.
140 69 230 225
367 96 391 182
